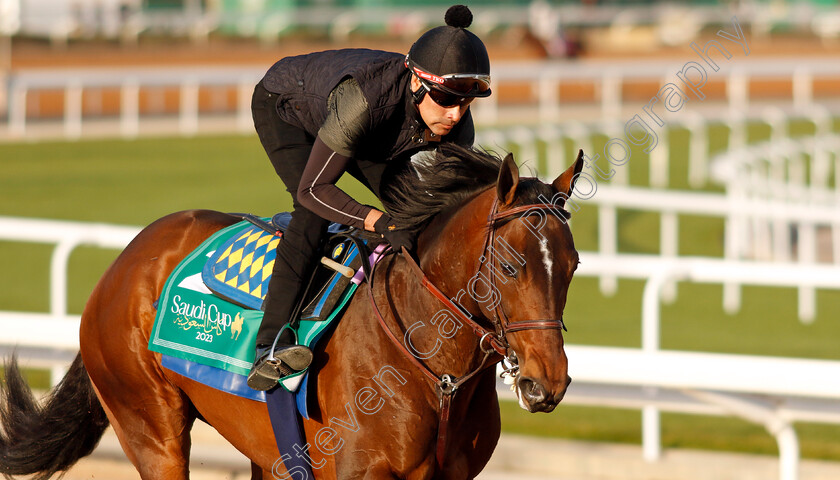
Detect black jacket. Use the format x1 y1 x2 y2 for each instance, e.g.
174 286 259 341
261 48 474 165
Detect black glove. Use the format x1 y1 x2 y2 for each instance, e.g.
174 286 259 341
373 214 416 253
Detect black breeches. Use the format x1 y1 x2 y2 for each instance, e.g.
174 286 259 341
252 81 329 345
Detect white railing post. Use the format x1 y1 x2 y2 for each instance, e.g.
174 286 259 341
49 240 75 318
180 79 200 135
721 148 745 315
601 71 621 122
728 115 748 152
797 217 817 323
64 80 83 139
686 114 708 189
538 76 560 123
9 78 25 136
509 127 537 168
606 122 628 186
723 216 743 314
650 128 669 188
727 70 749 117
809 107 832 190
237 80 253 133
564 123 593 175
537 124 566 181
598 205 617 296
792 67 812 113
777 424 801 480
120 79 139 138
641 403 661 462
641 269 675 462
660 212 678 303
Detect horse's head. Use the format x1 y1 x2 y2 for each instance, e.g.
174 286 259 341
484 150 584 413
383 145 584 413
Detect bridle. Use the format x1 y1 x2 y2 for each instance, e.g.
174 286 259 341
364 194 571 472
480 197 570 336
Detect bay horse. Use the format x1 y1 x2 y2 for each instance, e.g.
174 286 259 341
0 143 583 480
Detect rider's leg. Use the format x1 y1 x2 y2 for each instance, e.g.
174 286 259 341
248 81 326 390
257 206 328 346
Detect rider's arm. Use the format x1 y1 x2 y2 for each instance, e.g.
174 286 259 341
297 137 376 230
297 78 381 231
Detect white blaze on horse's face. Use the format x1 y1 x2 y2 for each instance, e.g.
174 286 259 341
539 237 553 284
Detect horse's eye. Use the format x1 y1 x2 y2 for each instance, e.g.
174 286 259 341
500 261 518 278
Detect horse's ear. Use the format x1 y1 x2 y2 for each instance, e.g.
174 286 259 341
552 149 584 199
497 153 519 206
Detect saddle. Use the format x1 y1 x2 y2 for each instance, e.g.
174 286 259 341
149 213 376 402
203 213 366 322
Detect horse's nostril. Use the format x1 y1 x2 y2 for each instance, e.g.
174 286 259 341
518 377 547 404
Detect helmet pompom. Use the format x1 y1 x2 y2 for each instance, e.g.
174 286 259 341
445 5 473 29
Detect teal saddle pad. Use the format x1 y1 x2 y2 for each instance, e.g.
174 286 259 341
149 214 364 407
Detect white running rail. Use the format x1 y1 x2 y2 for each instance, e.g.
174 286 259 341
2 216 840 480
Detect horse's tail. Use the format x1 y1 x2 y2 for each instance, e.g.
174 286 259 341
0 353 110 480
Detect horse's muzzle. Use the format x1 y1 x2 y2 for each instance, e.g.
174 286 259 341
517 376 572 413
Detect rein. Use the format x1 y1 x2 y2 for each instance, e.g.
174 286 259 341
364 197 571 473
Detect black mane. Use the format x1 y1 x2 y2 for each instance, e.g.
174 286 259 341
381 143 557 231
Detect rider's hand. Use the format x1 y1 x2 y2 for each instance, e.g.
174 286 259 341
373 214 416 253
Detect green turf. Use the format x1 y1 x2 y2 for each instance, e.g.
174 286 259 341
0 136 380 225
499 401 840 462
2 130 839 461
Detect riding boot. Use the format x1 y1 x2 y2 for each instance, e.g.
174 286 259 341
247 327 313 391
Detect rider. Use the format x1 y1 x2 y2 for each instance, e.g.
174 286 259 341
248 4 492 391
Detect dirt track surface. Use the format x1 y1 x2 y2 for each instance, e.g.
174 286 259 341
59 423 840 480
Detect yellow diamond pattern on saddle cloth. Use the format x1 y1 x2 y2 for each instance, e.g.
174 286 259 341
211 226 281 301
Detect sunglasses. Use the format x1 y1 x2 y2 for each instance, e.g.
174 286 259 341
418 80 474 108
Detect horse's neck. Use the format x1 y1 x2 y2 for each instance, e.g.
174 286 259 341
418 190 492 313
395 190 494 375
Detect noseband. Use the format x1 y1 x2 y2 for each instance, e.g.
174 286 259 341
366 195 571 472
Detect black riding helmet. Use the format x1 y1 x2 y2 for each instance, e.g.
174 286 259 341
405 5 491 103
